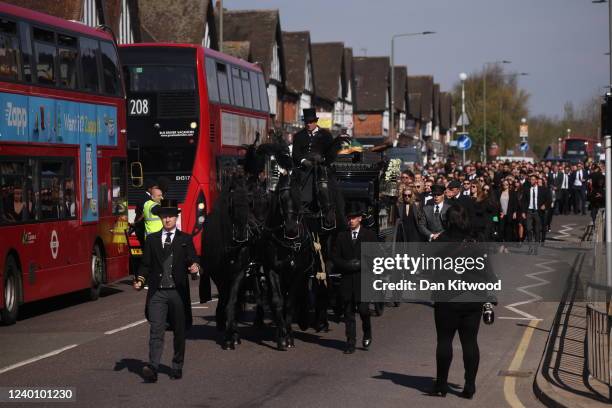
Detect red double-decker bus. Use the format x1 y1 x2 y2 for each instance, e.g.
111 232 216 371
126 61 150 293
119 44 269 255
0 3 129 324
562 136 595 163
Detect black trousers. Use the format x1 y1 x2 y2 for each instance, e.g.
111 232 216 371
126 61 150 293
434 303 482 386
344 296 371 344
525 210 541 242
558 189 570 214
572 187 586 215
148 289 186 370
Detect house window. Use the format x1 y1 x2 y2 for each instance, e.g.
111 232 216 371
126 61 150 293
270 40 280 81
267 84 277 115
337 77 342 99
202 23 210 48
382 111 389 136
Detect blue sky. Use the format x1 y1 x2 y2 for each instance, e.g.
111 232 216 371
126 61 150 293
225 0 608 118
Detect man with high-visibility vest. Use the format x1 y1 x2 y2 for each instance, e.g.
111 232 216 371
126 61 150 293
143 187 163 239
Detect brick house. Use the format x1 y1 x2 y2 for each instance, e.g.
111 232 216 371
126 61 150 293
222 9 285 126
281 31 314 136
406 75 434 140
310 42 353 134
352 56 390 145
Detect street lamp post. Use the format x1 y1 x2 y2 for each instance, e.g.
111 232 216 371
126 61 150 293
459 72 468 164
521 117 527 158
483 60 511 163
390 31 435 142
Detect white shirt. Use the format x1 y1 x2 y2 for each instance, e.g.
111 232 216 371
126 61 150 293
574 170 583 187
529 186 538 210
561 172 569 189
434 203 443 214
351 226 361 240
161 228 177 247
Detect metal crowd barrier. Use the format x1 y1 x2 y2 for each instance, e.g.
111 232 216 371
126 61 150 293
586 208 611 400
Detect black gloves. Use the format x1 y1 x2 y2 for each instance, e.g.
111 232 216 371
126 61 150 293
348 259 361 271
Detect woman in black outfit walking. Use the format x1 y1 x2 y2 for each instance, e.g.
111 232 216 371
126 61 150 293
430 205 486 399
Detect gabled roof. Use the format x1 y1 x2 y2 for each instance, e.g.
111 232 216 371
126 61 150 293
433 83 440 126
282 31 313 95
223 41 251 61
353 56 390 112
408 75 434 121
222 9 283 82
311 42 345 103
137 0 216 48
440 92 453 131
408 93 422 119
393 66 407 112
11 0 84 23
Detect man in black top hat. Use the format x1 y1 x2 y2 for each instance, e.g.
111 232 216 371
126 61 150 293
134 199 200 382
331 201 377 354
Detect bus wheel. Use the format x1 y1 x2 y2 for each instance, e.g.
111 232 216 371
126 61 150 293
88 245 105 301
1 257 21 325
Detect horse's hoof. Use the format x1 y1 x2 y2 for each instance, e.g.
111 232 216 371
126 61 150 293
277 339 287 351
287 337 295 348
222 340 235 350
232 334 241 345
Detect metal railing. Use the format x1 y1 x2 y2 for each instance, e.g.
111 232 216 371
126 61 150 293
586 208 611 399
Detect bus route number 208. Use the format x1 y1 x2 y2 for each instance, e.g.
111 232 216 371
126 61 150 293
128 99 150 116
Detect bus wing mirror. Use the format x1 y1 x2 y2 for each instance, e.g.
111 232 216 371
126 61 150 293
130 162 143 187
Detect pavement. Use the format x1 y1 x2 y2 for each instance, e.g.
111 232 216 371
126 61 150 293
533 217 612 407
0 213 600 408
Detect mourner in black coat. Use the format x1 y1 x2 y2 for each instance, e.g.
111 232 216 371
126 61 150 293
331 201 377 354
134 200 200 382
291 109 336 168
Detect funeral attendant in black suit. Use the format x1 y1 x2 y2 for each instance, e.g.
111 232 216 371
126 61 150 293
417 184 449 241
521 175 548 248
133 199 200 382
291 108 336 168
331 201 377 354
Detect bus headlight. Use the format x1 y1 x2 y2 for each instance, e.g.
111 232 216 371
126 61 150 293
190 122 198 129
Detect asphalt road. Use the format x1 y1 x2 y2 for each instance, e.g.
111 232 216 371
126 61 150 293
0 214 591 408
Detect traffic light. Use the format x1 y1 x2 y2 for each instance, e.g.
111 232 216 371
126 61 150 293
602 92 612 138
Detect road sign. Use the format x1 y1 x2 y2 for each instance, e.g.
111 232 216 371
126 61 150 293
519 142 528 152
456 133 472 151
457 112 470 127
519 124 528 138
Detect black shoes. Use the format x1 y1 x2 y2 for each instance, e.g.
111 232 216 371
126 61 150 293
362 337 372 350
344 344 356 354
170 369 182 380
429 380 448 397
316 322 330 333
142 365 158 383
461 383 476 399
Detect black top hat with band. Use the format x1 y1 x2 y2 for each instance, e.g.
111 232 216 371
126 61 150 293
431 184 446 196
153 199 181 217
303 108 318 123
345 201 366 218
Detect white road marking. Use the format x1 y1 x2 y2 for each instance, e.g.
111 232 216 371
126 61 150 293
0 344 79 375
104 319 147 335
498 317 543 321
503 259 558 320
503 319 540 407
552 223 576 240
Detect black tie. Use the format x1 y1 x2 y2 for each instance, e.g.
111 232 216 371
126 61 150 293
434 205 440 216
164 232 173 249
531 188 536 209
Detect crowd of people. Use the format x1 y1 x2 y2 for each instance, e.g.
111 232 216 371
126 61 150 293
395 158 607 246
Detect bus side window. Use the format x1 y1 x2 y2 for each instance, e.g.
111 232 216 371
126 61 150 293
231 67 243 107
18 22 32 83
57 33 78 90
216 62 231 105
0 159 28 224
205 57 219 102
241 70 252 109
257 72 269 112
79 37 100 93
100 41 121 96
249 71 261 111
0 18 20 82
33 27 56 86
